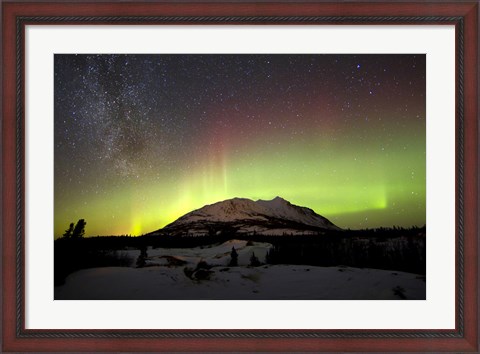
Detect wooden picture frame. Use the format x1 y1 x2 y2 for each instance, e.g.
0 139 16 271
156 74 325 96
2 1 478 352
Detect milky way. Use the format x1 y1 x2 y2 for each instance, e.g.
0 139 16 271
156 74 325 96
54 54 425 237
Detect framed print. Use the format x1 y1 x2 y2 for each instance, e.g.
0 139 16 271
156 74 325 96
2 1 478 352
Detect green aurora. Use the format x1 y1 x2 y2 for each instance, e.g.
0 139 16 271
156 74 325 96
54 54 425 237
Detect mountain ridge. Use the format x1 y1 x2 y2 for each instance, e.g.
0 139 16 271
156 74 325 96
148 196 341 237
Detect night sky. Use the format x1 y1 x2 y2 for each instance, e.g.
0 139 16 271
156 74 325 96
54 54 425 237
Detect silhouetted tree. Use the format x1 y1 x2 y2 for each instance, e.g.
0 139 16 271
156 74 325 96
229 246 238 266
136 246 147 268
249 252 260 267
265 249 272 264
62 222 74 239
71 219 86 238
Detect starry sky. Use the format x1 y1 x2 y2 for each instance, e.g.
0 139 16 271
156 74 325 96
54 54 425 237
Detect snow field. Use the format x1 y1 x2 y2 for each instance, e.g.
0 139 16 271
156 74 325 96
55 240 425 300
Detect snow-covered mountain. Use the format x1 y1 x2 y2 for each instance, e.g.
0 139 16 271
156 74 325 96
149 196 341 237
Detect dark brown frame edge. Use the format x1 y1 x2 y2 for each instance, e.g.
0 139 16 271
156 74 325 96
2 1 478 352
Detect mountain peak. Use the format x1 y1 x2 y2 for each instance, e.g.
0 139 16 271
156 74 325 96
257 196 288 205
153 196 341 237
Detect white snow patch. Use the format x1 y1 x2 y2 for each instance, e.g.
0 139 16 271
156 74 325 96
55 265 425 300
55 241 425 300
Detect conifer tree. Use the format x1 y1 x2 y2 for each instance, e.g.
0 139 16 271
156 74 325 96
62 222 74 239
229 246 238 266
250 252 260 267
71 219 86 238
136 246 148 268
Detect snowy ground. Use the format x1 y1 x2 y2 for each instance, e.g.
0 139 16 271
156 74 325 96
54 240 426 300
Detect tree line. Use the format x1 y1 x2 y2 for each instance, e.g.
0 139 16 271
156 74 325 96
55 221 426 286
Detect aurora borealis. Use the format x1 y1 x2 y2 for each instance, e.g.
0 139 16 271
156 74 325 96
54 54 425 237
